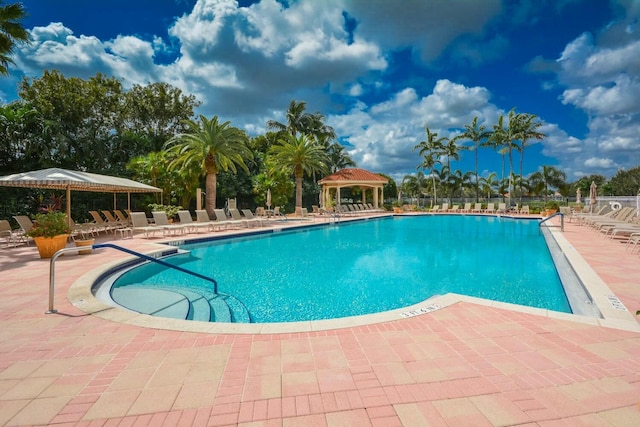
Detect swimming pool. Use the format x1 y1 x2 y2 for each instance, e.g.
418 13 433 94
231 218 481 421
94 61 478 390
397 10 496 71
107 215 571 323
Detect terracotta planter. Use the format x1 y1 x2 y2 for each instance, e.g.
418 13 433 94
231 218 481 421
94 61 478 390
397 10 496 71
33 234 69 258
75 239 95 255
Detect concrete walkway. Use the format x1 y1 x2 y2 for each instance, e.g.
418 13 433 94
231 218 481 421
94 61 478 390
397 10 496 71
0 215 639 426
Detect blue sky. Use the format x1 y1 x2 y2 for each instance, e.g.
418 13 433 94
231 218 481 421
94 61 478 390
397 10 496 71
3 0 640 184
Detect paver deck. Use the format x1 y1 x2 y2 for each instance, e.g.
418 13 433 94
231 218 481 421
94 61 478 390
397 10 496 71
1 214 639 426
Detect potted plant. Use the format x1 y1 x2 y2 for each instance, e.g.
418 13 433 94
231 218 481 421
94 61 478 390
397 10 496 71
544 201 560 216
27 212 72 258
149 204 182 222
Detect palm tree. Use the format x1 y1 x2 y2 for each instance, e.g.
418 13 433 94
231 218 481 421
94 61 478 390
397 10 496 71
327 142 356 173
479 172 498 199
267 100 336 142
529 165 567 202
164 115 253 216
514 113 545 201
0 2 29 76
268 133 329 214
414 126 445 206
457 116 490 202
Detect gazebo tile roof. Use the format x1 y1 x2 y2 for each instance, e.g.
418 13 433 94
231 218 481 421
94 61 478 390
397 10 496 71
319 168 387 183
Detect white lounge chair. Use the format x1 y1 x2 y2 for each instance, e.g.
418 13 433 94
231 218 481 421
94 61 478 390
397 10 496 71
129 212 160 239
195 209 225 231
152 211 189 236
484 203 495 213
241 209 267 226
214 209 245 229
177 210 213 234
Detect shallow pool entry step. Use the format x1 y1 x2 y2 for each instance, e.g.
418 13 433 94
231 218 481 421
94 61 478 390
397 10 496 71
111 286 190 319
110 284 251 323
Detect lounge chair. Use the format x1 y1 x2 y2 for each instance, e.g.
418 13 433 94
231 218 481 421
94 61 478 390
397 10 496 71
102 210 127 229
497 203 507 213
195 209 225 231
520 205 530 215
214 209 245 228
151 211 189 236
625 233 640 253
461 203 472 213
114 210 131 225
471 203 482 213
430 205 440 213
441 202 449 212
129 212 160 238
89 210 115 233
177 210 213 234
484 203 495 213
449 204 460 213
229 208 256 227
242 209 268 226
0 219 23 247
12 215 34 244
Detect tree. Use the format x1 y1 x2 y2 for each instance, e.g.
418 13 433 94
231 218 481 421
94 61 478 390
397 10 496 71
414 126 446 206
267 99 336 142
268 134 329 214
456 116 489 202
0 1 29 76
513 113 545 201
529 165 567 202
326 142 356 173
606 167 640 195
479 172 498 199
123 82 200 152
164 115 253 215
401 172 427 207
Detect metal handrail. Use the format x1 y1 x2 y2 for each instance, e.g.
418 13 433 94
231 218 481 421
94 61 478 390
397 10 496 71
47 243 218 314
538 211 564 234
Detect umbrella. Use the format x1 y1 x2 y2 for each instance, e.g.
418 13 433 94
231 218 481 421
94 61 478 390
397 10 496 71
589 181 598 213
576 188 581 205
0 167 162 225
266 188 272 209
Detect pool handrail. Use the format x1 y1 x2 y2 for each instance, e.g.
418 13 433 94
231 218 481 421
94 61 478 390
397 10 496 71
47 243 218 315
539 211 564 233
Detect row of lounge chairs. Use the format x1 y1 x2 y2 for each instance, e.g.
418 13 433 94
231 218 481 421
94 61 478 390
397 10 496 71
574 205 640 253
129 208 271 239
428 202 530 215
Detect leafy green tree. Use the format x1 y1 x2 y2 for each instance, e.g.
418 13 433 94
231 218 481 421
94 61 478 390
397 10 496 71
605 167 640 195
123 82 200 152
19 71 126 172
401 172 428 207
0 100 49 172
377 173 397 201
572 174 606 196
268 133 329 213
164 115 253 215
455 116 490 202
0 1 29 76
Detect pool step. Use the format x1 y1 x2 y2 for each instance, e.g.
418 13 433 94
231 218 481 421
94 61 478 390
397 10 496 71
110 284 251 323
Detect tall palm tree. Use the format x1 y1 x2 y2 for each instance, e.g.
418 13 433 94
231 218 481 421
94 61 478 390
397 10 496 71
164 115 253 215
0 2 29 76
267 100 336 142
327 142 356 173
479 172 498 199
414 126 446 206
529 165 567 202
268 133 329 213
514 113 545 201
456 116 490 202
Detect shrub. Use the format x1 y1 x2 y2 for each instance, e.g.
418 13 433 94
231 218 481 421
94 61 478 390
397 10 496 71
27 212 72 238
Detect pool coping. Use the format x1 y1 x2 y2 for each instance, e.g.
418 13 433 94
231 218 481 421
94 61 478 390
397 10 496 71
67 215 640 334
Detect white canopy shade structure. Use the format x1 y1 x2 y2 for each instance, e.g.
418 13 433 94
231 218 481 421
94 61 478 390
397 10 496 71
0 168 162 225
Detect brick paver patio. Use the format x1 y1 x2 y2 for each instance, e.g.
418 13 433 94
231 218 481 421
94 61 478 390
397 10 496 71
1 215 639 426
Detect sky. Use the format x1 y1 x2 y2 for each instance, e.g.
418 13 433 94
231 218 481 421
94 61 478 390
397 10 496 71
3 0 640 184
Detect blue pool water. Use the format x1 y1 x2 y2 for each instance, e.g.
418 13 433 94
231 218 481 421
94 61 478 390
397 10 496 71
110 216 571 323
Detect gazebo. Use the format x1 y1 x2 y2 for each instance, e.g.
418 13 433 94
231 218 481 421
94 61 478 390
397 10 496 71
318 168 388 209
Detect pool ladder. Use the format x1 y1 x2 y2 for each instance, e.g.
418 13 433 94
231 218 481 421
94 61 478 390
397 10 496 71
46 243 218 315
538 212 564 234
